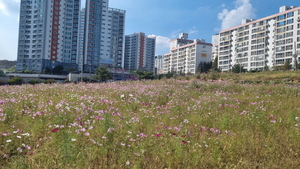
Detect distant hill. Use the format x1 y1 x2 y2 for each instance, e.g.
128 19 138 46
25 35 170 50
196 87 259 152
0 60 16 69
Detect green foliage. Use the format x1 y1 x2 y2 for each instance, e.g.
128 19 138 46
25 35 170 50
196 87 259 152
0 79 5 85
43 67 51 74
44 79 55 84
197 62 212 73
7 65 16 72
92 66 112 82
283 60 292 71
165 71 174 78
0 69 5 76
82 77 90 82
133 70 154 80
273 65 284 71
264 65 270 71
28 79 41 85
212 56 218 69
231 64 245 73
8 76 23 85
52 65 64 75
64 79 71 83
23 69 30 73
67 68 76 72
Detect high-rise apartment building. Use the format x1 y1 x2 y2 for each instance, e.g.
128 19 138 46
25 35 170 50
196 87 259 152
124 32 156 72
78 8 85 72
163 33 212 74
16 0 81 72
218 6 300 71
83 0 125 73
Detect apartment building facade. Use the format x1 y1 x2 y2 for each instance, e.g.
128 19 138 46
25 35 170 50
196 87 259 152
155 55 164 74
163 33 212 74
16 0 81 72
83 0 125 73
218 6 300 71
77 8 85 72
124 32 156 72
212 34 220 62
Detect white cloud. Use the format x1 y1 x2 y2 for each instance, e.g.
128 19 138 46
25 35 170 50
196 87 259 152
0 1 9 16
171 26 198 39
0 0 20 60
0 0 20 17
171 29 182 39
148 35 171 55
188 26 198 35
217 0 256 30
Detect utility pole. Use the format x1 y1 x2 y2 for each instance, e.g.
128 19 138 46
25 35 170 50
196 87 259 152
293 41 298 70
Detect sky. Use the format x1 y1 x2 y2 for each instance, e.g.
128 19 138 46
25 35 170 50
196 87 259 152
0 0 299 61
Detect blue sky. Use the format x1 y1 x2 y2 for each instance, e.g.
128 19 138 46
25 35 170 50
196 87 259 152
0 0 299 61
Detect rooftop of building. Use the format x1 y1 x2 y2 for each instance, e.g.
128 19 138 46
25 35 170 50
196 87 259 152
220 5 300 33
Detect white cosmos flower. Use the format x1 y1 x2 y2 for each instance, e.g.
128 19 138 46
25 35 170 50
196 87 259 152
21 133 30 136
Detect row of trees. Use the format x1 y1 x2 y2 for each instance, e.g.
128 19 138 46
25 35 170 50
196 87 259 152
230 60 299 73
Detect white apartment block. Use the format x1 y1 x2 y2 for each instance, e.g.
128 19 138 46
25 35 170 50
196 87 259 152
17 0 81 72
212 34 220 62
155 55 164 74
163 33 213 74
124 32 156 72
218 6 300 71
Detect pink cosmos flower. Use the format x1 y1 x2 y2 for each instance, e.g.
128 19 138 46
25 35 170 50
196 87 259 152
182 140 188 144
139 133 147 138
156 133 162 137
51 128 59 132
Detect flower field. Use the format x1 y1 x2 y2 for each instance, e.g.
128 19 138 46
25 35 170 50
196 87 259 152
1 78 300 168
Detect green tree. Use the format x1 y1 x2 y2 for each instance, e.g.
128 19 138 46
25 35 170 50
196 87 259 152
8 76 23 85
197 62 212 73
92 66 112 82
165 71 174 79
7 65 16 72
232 64 245 73
43 67 51 74
283 60 292 71
0 69 5 76
133 70 154 80
263 65 270 71
23 69 30 73
212 56 218 69
52 65 64 75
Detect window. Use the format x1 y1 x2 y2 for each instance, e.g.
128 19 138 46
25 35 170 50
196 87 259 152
277 14 285 21
287 12 294 18
287 19 293 24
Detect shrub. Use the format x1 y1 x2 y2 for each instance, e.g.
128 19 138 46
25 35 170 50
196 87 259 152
44 79 55 84
8 76 23 85
28 79 41 85
0 79 5 85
